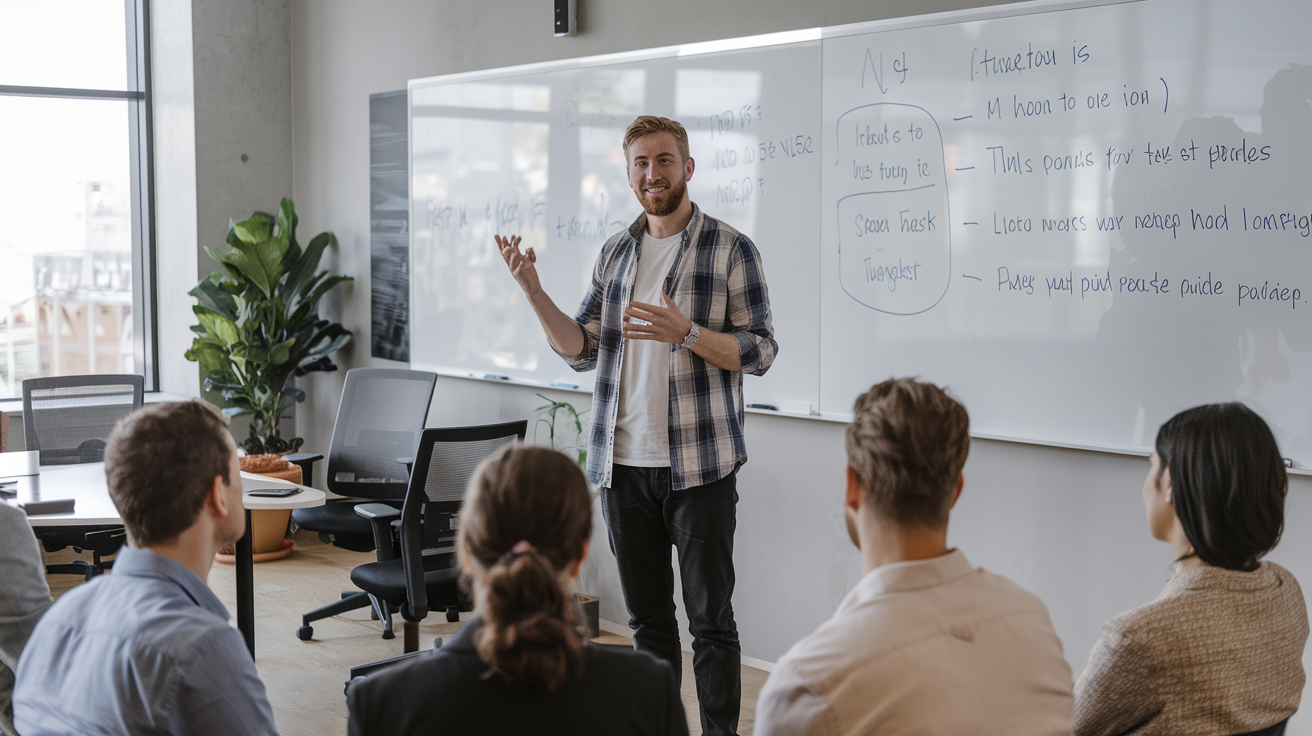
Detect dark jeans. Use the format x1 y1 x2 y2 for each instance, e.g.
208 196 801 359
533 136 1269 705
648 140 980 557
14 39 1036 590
602 465 741 736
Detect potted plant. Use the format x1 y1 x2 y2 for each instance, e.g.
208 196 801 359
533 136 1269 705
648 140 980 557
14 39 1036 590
187 198 352 561
534 394 588 469
186 198 353 455
533 394 599 635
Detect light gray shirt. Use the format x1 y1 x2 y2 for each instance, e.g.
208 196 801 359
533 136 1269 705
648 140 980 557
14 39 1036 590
13 546 278 736
0 503 52 736
754 549 1075 736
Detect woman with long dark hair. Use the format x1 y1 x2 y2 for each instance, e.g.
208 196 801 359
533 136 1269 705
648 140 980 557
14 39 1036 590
1074 403 1308 736
347 444 688 736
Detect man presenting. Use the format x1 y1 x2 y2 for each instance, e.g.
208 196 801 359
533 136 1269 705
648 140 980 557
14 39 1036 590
497 115 776 736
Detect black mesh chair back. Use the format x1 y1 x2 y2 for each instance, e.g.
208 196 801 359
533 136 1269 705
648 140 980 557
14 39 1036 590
399 421 527 620
327 369 438 500
22 375 145 465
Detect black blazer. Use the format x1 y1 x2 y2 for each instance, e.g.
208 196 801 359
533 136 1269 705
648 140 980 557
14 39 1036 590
347 618 689 736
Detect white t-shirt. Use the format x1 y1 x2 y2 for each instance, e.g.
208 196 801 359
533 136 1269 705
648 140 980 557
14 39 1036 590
612 229 683 467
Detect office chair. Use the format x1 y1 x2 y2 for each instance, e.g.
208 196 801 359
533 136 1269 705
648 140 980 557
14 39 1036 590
1236 720 1287 736
22 374 143 580
341 421 527 652
291 368 437 640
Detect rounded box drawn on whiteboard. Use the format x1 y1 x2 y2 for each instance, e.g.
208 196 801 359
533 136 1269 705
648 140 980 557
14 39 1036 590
836 103 951 315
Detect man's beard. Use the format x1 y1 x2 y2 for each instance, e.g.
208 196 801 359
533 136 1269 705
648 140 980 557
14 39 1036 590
635 174 687 217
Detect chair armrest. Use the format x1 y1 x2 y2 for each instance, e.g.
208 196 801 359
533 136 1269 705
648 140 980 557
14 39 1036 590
396 456 415 477
284 453 325 484
356 504 401 560
354 503 400 520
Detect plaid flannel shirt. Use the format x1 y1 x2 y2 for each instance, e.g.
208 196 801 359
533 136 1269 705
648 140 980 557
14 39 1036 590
553 203 777 491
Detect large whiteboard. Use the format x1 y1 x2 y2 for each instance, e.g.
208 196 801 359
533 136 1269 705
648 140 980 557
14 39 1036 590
411 0 1312 465
409 37 821 413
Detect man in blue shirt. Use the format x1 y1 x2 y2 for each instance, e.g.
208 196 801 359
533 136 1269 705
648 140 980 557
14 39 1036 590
13 400 279 736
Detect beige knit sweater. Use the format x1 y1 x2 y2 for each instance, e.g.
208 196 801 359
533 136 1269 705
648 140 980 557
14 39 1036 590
1074 561 1308 736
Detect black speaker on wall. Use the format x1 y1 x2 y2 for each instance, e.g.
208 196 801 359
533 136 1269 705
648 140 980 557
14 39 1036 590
554 0 576 36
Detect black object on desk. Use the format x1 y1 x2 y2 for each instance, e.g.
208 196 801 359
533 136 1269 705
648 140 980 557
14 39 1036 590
247 487 302 498
20 498 76 516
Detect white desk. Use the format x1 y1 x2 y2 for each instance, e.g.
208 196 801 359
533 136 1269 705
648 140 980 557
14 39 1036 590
2 461 325 657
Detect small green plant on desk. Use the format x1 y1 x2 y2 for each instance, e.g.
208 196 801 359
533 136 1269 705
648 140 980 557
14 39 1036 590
534 393 600 635
534 394 588 469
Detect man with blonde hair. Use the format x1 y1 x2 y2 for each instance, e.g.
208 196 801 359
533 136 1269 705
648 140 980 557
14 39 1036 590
496 115 776 735
755 378 1074 736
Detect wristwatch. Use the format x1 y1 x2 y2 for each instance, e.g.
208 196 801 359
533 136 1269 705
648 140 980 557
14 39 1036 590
681 322 700 349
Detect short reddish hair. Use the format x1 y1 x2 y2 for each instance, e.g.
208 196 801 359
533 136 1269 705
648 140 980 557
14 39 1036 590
623 115 690 163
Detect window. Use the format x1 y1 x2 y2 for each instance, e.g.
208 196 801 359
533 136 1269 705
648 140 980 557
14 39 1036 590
0 0 154 398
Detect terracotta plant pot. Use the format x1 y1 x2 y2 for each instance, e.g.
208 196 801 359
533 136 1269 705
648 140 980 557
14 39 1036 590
249 465 300 554
216 463 301 564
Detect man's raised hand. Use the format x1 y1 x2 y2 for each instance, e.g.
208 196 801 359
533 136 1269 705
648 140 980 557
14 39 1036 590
496 234 540 295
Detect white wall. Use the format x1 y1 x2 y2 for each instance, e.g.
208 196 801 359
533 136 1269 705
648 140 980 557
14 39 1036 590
287 1 1312 729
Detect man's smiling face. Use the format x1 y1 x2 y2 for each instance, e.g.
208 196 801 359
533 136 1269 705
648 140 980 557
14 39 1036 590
627 131 692 218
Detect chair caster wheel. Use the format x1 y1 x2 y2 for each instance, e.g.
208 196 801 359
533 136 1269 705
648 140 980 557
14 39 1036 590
297 626 314 641
446 608 460 623
382 629 395 640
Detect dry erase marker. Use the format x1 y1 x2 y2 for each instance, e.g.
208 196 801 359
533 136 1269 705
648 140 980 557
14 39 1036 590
746 403 778 411
550 381 579 389
484 374 510 381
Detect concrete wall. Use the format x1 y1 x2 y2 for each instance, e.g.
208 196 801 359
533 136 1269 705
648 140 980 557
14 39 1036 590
286 1 1312 730
151 0 294 438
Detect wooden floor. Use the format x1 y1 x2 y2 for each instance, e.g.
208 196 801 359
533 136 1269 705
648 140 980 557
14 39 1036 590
44 530 767 736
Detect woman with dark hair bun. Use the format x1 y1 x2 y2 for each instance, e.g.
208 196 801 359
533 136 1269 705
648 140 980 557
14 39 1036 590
1074 403 1308 736
347 445 688 736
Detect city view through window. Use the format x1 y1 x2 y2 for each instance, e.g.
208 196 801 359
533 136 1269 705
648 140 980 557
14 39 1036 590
0 0 148 398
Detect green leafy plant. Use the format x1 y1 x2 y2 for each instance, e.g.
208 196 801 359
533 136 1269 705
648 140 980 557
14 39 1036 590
185 198 354 454
534 394 588 468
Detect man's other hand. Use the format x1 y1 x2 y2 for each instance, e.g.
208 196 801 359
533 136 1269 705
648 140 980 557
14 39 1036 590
623 291 694 344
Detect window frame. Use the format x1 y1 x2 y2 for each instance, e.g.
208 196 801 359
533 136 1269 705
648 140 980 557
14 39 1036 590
0 0 157 393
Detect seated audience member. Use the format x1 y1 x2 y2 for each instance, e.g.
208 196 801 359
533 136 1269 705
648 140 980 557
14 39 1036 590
0 503 53 736
13 401 279 736
1074 403 1307 736
347 445 688 736
754 378 1075 736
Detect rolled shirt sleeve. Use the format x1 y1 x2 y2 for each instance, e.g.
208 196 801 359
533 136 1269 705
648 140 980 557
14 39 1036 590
724 234 777 377
551 245 607 372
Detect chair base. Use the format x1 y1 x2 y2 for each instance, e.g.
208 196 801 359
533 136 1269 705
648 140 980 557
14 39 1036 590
297 590 395 641
45 560 103 583
346 636 445 693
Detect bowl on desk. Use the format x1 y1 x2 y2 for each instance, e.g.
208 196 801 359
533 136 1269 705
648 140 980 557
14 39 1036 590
216 456 300 564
